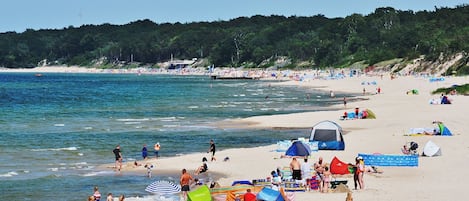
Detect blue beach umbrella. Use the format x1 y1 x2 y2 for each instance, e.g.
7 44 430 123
285 141 311 157
145 180 181 195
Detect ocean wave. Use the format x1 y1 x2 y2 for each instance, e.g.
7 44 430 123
31 147 79 152
81 171 113 177
124 122 142 125
0 171 18 177
162 125 180 128
152 117 178 122
54 124 65 127
47 167 59 172
116 118 150 122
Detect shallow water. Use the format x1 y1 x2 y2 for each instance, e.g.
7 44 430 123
0 73 347 200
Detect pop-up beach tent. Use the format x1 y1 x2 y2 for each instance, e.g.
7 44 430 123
256 187 285 201
422 140 442 157
309 120 345 150
330 156 351 175
436 122 452 136
285 141 311 157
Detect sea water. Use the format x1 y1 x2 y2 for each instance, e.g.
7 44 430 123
0 73 347 200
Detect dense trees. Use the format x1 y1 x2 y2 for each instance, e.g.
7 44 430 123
0 5 467 69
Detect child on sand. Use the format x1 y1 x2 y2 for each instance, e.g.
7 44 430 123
322 166 331 193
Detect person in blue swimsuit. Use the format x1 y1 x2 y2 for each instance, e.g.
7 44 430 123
141 144 148 160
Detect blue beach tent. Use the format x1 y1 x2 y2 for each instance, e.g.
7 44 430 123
437 123 452 136
285 141 311 157
309 120 345 150
256 187 284 201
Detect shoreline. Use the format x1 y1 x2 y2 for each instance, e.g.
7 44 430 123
4 66 469 201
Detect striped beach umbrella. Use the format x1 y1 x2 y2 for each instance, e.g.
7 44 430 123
145 180 181 195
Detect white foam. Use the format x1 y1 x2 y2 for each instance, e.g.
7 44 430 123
124 122 142 125
31 147 79 151
187 106 199 109
116 118 150 122
81 171 113 177
48 167 59 172
54 124 65 127
0 171 18 177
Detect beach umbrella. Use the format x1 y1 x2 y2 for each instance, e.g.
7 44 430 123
285 141 311 157
145 180 181 195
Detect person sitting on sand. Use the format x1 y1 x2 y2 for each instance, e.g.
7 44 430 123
401 145 411 155
195 162 208 175
271 170 282 190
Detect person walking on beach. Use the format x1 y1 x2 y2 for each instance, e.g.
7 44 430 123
142 144 148 160
343 96 347 108
154 142 160 159
180 169 193 201
113 145 123 172
208 139 216 161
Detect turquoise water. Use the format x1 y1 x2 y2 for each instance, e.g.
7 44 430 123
0 73 346 200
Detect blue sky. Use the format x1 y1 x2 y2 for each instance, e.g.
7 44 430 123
1 0 466 33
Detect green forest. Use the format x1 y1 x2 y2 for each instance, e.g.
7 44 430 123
1 5 468 72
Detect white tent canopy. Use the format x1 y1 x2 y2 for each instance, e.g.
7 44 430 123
422 140 442 157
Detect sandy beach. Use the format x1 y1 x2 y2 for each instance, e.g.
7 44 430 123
118 72 468 201
4 66 468 201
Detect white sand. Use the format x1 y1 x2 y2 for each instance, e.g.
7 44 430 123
4 67 468 200
122 74 468 201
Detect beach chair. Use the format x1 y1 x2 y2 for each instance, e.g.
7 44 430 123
280 167 292 180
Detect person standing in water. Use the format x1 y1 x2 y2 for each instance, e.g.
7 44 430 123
141 144 148 160
154 142 160 159
113 145 122 172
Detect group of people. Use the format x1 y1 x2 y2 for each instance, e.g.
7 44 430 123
88 186 124 201
285 156 365 192
179 139 217 201
141 142 161 160
108 140 218 201
312 157 332 193
280 157 332 193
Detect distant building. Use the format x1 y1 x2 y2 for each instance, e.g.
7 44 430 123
167 59 197 69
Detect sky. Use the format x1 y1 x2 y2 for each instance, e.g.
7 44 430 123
1 0 466 33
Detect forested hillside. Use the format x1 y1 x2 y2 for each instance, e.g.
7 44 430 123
1 5 468 73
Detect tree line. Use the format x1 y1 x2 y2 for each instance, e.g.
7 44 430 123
0 5 468 71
